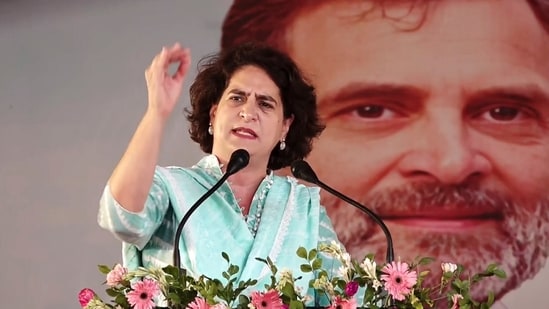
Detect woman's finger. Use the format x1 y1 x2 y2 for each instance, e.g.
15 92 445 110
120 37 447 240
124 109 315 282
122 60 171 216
172 49 191 80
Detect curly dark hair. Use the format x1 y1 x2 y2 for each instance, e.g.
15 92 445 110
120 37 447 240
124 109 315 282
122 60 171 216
221 0 549 51
186 42 325 170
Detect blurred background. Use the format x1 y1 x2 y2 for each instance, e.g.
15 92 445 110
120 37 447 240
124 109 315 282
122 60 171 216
0 1 229 307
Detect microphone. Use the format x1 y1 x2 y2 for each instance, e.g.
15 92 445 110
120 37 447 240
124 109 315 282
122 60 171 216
173 149 250 269
290 160 394 264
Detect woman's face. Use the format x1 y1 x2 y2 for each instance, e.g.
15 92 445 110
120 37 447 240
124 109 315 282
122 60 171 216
210 65 293 166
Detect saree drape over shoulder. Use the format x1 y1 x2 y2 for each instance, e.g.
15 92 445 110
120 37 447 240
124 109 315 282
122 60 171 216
98 155 342 302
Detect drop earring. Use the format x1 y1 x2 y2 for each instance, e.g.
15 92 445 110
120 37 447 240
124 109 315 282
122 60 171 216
208 123 213 135
279 138 286 150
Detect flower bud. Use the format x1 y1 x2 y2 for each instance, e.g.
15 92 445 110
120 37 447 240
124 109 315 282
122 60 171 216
78 288 96 308
344 281 359 297
441 262 457 273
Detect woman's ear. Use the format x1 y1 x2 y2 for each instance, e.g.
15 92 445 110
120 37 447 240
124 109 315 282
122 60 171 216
281 114 294 138
209 104 218 121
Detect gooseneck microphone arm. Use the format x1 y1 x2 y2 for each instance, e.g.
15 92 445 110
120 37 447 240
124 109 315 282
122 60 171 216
317 178 395 264
172 149 250 270
290 160 394 264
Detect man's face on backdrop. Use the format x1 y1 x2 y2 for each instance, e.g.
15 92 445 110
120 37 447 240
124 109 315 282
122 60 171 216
285 0 549 298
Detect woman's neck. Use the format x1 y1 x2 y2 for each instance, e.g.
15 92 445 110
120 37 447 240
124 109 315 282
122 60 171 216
226 163 267 216
217 152 267 184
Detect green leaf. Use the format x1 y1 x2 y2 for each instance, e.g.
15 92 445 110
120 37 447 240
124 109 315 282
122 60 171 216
311 257 322 270
222 271 230 280
98 264 112 275
296 247 308 259
224 265 236 276
163 265 181 277
289 299 305 309
114 293 129 307
300 264 312 272
237 295 250 309
417 256 435 265
307 248 317 261
493 269 507 278
166 292 181 303
105 287 122 297
222 252 230 262
280 282 297 299
487 291 495 306
335 279 346 291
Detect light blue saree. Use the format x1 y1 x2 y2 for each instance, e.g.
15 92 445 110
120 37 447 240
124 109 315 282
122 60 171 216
98 155 342 303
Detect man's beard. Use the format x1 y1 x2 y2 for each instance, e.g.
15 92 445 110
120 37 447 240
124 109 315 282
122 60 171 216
323 183 549 303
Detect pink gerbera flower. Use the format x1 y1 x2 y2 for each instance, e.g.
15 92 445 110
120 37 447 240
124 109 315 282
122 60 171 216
250 289 284 309
78 288 96 308
328 296 357 309
126 278 160 309
380 261 417 301
187 297 211 309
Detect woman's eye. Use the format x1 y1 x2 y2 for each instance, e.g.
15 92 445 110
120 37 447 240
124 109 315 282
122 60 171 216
229 95 243 102
259 101 274 109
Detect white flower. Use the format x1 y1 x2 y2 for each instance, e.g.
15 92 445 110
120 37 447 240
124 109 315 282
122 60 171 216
338 264 351 281
276 268 294 290
372 278 382 291
85 299 110 309
451 293 464 309
295 285 306 299
312 276 334 296
330 240 342 252
302 294 313 304
341 252 351 267
360 257 377 279
441 262 458 273
319 241 346 260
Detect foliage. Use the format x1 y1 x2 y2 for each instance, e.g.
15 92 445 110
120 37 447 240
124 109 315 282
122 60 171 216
78 242 506 309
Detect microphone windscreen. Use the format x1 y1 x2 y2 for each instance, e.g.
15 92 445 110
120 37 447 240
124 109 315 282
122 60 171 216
290 160 320 184
226 149 250 175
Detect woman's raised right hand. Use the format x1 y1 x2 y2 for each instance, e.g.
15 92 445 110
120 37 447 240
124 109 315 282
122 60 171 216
144 43 191 119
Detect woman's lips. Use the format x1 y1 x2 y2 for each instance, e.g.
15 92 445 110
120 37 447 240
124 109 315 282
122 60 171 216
232 127 257 138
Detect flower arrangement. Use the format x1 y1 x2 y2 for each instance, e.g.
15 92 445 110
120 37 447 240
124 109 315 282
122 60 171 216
79 242 506 309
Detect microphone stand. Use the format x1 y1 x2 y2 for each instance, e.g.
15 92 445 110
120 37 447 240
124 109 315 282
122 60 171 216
315 180 394 264
291 160 396 308
318 181 396 308
172 171 232 270
173 149 249 271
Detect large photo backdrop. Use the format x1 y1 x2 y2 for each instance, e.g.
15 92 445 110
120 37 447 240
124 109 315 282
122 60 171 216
1 1 547 308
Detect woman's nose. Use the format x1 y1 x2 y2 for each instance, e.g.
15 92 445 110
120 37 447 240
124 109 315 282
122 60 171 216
239 103 258 121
